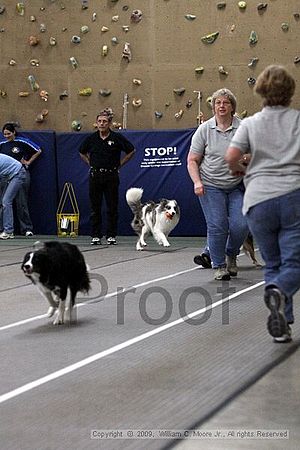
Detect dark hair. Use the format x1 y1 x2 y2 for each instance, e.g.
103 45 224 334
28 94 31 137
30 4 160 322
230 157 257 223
2 122 17 134
254 65 295 106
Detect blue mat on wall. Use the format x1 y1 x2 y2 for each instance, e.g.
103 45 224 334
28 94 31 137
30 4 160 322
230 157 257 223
56 129 207 237
1 129 207 237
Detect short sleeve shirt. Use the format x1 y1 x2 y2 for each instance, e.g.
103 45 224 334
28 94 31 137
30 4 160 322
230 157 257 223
0 136 41 162
190 116 242 188
79 130 135 169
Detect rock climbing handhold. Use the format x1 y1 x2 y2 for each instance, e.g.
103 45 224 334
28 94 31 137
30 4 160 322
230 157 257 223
201 32 219 44
155 111 163 119
111 36 119 45
195 66 204 74
293 13 300 20
81 25 90 34
112 15 119 22
9 59 17 66
186 100 193 108
48 37 56 47
28 35 40 46
30 15 36 22
247 77 256 85
294 56 300 64
18 91 30 97
185 14 196 21
102 45 108 56
0 6 5 14
81 0 89 10
40 23 46 33
39 90 49 101
71 120 82 131
69 57 79 69
0 90 7 98
206 96 213 108
217 2 226 9
28 75 39 91
281 23 289 32
122 42 131 62
238 1 247 10
30 59 40 67
218 65 228 75
131 9 143 23
36 109 48 123
122 25 130 32
248 57 259 67
101 26 109 32
175 110 184 119
132 78 142 85
92 12 97 21
257 3 268 11
78 87 92 96
99 89 111 97
249 30 258 45
71 35 81 44
59 90 68 100
173 87 186 96
16 3 25 16
239 110 248 118
132 98 142 107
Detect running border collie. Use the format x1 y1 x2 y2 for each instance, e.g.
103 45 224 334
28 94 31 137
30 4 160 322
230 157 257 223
21 241 90 325
126 187 180 251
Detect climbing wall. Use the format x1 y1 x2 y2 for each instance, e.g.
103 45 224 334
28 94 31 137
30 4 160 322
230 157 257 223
0 0 299 132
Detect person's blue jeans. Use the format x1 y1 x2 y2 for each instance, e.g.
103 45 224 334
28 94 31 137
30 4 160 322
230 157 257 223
2 168 27 234
246 189 300 324
199 183 249 268
15 169 33 234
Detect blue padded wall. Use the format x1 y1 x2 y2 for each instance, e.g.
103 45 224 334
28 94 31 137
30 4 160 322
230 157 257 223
1 130 207 237
56 129 207 237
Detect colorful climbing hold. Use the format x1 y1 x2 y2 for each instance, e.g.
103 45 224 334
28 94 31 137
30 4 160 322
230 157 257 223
201 32 219 44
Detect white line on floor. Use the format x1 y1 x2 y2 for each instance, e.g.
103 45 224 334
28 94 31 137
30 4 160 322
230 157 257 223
0 267 199 331
0 280 264 404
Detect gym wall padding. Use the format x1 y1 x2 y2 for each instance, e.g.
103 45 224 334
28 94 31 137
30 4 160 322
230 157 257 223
56 129 207 237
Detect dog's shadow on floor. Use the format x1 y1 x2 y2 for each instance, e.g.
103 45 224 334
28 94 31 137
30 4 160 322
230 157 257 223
17 317 99 336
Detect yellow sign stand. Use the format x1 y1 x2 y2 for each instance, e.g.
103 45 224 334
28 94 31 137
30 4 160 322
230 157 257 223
56 182 79 237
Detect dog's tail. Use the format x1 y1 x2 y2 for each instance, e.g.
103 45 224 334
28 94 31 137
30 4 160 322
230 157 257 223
126 187 143 214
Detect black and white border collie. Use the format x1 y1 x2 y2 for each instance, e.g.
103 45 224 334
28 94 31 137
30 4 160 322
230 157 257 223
21 241 90 325
126 187 180 251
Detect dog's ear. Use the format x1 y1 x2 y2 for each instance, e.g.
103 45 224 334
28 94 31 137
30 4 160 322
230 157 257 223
33 240 43 250
159 199 168 207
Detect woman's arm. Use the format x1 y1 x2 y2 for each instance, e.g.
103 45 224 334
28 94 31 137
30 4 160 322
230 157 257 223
187 151 204 196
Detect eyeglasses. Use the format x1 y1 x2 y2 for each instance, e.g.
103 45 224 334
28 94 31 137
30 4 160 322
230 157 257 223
215 100 231 106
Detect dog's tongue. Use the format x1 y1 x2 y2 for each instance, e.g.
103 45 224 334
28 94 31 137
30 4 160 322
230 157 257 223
166 212 173 220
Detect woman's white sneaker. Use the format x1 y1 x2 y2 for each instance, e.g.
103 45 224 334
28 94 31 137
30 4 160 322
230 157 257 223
0 232 14 239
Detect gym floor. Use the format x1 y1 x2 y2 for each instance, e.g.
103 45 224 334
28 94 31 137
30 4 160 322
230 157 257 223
0 236 299 450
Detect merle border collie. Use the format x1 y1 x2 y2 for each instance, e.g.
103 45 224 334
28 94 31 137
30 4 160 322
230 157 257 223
126 187 180 251
21 241 90 325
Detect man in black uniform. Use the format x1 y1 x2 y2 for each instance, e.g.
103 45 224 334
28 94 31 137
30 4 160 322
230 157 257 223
79 109 135 245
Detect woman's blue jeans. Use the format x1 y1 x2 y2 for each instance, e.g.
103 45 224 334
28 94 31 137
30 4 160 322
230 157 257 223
2 168 26 234
246 189 300 324
198 183 249 268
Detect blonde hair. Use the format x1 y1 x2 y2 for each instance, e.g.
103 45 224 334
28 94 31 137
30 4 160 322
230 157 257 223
254 65 295 106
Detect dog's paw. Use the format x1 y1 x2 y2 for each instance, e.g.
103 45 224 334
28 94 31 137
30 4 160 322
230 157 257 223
163 242 170 247
53 313 64 325
136 244 144 251
47 306 57 317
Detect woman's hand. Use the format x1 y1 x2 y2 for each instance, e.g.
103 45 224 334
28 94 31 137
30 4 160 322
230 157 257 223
194 181 205 196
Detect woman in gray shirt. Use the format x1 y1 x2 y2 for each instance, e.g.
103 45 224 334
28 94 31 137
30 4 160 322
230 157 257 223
226 65 300 343
187 88 248 281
